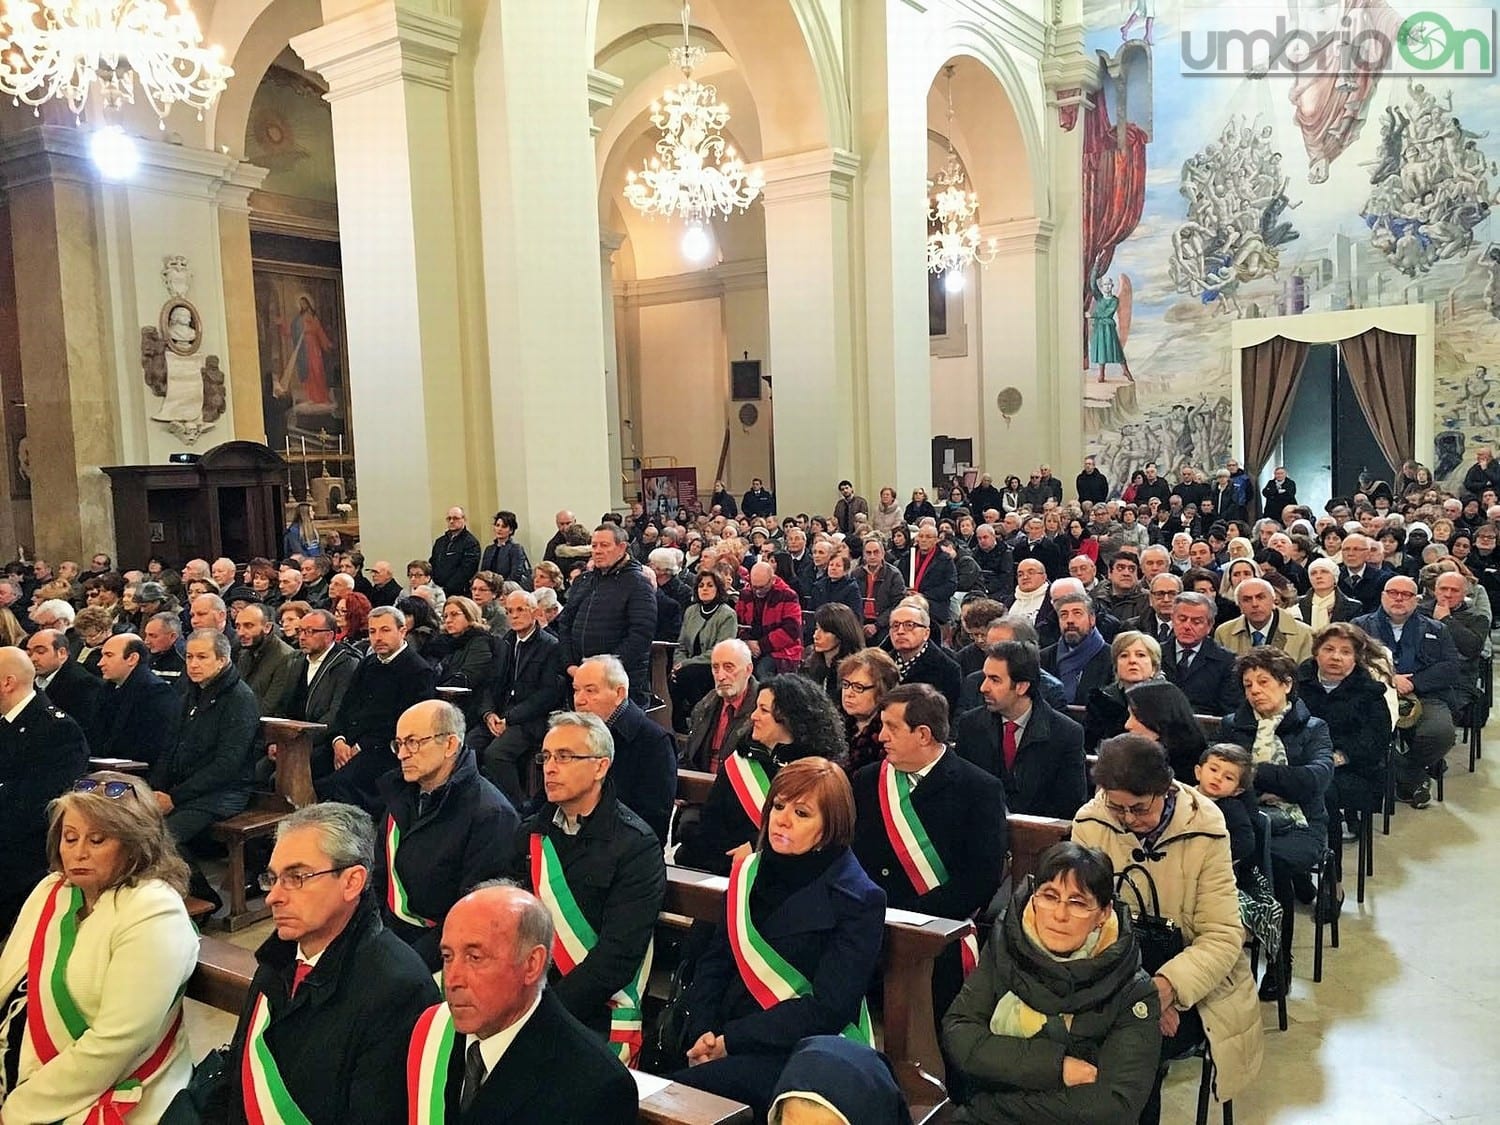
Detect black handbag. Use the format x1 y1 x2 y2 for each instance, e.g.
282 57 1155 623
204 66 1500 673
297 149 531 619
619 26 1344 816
1115 862 1184 974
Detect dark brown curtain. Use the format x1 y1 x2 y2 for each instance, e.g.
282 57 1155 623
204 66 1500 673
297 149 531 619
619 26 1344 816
1341 328 1416 471
1241 335 1311 478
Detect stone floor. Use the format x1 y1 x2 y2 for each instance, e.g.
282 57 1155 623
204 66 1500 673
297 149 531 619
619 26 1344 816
184 719 1500 1124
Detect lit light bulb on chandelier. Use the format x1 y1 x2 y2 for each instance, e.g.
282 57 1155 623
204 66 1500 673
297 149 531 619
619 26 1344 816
90 125 139 180
681 223 713 262
943 270 966 294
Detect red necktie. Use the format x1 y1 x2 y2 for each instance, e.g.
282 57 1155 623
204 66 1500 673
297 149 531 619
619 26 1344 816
291 960 313 996
1002 721 1019 771
709 701 736 773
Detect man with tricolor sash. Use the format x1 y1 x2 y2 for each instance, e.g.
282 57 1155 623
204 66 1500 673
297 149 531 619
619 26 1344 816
509 711 664 1065
405 884 636 1123
852 683 1007 1016
223 803 437 1124
374 699 518 971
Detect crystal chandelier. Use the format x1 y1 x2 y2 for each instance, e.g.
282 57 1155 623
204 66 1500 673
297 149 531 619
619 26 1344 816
0 0 233 126
623 1 762 260
927 66 997 293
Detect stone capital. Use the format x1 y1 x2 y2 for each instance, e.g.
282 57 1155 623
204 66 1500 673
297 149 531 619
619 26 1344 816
979 217 1055 255
758 147 861 206
292 3 462 100
0 126 267 201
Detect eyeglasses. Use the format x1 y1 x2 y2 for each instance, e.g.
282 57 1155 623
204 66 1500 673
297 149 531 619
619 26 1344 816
1032 887 1100 918
1384 590 1417 600
533 751 610 766
390 734 452 755
839 680 876 695
258 867 350 893
889 621 927 632
1104 796 1161 820
74 778 133 799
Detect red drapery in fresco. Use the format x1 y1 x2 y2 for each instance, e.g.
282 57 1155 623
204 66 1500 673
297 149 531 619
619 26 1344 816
1082 90 1148 355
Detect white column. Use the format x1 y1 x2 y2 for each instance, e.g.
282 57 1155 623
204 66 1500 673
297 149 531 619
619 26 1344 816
858 0 934 490
471 0 613 538
600 231 625 509
292 3 468 567
760 147 860 518
977 219 1054 479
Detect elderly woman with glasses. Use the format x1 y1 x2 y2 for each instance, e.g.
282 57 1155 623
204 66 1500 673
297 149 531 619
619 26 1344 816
0 772 199 1123
943 842 1161 1123
1073 735 1263 1124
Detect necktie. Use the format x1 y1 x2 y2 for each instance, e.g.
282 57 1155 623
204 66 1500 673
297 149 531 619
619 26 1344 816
1178 646 1194 673
461 1041 486 1112
1158 622 1172 644
1002 721 1019 771
1251 630 1266 646
709 701 736 772
291 960 313 997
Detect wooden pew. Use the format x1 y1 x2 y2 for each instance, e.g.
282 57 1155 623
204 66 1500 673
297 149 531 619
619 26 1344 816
187 935 751 1124
650 641 677 731
208 718 323 931
1066 705 1223 743
663 865 964 1123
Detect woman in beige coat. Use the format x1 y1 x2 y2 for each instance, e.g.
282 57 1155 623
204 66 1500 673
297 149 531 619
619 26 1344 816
1072 734 1264 1121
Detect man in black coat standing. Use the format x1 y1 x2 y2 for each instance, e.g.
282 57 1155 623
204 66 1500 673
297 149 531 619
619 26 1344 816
320 605 437 811
373 700 517 971
854 684 1006 1016
572 655 677 844
741 478 776 519
954 640 1087 820
511 712 665 1046
431 506 483 597
28 628 108 747
1075 456 1109 504
0 647 89 932
411 884 637 1124
477 589 569 801
94 634 179 764
557 525 656 702
222 804 439 1125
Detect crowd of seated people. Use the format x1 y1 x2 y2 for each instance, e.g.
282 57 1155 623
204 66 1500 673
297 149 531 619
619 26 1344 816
0 450 1493 1123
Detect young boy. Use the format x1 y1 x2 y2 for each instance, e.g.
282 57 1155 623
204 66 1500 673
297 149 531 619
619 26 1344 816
1194 743 1258 868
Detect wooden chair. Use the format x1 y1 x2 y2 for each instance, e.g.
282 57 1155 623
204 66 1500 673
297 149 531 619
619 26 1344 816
208 718 323 931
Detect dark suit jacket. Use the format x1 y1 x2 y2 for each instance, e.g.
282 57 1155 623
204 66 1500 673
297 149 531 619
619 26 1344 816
905 550 959 624
321 646 436 810
684 848 886 1058
1161 637 1242 715
433 989 637 1124
852 751 1007 921
476 627 567 738
284 645 359 778
894 644 963 715
95 662 179 764
40 659 109 747
954 697 1087 820
0 694 89 926
1339 565 1391 614
607 698 679 844
680 680 758 772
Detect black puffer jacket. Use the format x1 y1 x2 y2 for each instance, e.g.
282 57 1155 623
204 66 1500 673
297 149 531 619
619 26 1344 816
944 889 1161 1124
557 556 657 698
148 663 259 814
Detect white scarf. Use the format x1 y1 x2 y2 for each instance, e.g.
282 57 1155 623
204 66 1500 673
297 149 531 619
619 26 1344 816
1309 590 1336 631
1010 586 1047 623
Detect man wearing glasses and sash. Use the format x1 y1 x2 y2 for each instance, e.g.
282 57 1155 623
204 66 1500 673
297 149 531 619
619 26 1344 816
509 711 665 1065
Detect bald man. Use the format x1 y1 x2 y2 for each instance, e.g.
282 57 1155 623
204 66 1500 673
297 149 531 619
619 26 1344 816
735 561 803 680
542 509 578 567
407 884 636 1123
368 560 403 608
0 646 90 930
431 507 482 597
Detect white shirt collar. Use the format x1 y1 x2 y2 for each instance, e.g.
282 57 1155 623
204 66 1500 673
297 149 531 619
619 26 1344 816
295 944 327 969
378 642 409 665
3 690 36 724
905 746 947 787
470 988 545 1078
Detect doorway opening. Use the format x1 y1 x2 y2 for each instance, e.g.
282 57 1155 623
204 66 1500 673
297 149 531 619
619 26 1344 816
1277 343 1393 506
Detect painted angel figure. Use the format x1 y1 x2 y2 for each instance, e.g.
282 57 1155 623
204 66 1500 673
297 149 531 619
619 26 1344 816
1088 274 1135 384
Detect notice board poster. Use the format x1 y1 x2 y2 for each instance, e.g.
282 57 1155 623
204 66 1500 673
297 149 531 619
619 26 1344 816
641 468 698 519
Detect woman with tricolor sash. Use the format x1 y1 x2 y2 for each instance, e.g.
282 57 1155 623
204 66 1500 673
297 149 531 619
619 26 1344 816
942 842 1162 1124
0 772 198 1124
672 758 886 1121
675 675 848 876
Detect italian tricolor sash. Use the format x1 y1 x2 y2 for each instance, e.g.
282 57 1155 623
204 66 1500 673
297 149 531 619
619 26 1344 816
405 1003 457 1125
26 878 184 1124
385 816 436 929
529 834 653 1065
241 991 313 1125
876 763 979 977
722 751 771 828
725 853 873 1045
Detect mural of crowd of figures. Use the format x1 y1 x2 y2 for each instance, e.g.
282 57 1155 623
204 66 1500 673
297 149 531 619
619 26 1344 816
1080 0 1500 494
